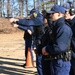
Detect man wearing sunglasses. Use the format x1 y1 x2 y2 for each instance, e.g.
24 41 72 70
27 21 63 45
42 5 72 75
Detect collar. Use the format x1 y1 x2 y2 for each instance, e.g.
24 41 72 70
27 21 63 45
53 17 65 27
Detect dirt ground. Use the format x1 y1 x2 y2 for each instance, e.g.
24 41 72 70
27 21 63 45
0 32 37 75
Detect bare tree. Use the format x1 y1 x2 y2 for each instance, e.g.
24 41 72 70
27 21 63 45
7 0 11 17
33 0 35 8
0 0 2 17
25 0 28 16
1 0 74 18
0 0 5 17
17 0 25 18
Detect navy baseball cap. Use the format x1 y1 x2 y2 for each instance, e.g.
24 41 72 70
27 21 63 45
63 3 70 9
47 5 66 14
30 8 40 15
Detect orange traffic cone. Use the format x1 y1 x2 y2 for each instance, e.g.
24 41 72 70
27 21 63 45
25 47 34 68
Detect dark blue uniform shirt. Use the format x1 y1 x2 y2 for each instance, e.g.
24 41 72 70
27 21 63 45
46 17 72 55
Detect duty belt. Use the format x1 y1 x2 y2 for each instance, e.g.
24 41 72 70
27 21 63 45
43 54 63 60
43 50 71 61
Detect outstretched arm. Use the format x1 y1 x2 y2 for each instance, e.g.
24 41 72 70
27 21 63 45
9 18 33 35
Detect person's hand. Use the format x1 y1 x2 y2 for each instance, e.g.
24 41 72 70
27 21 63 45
10 18 19 24
27 29 32 35
10 18 15 23
13 24 19 27
42 46 49 55
9 18 19 27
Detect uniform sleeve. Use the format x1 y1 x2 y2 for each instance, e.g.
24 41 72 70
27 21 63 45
18 25 28 30
16 19 34 26
18 25 34 32
27 26 34 33
16 19 34 32
46 25 72 55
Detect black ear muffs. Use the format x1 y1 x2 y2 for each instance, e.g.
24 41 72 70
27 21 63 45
33 12 37 18
69 8 75 16
67 2 75 16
